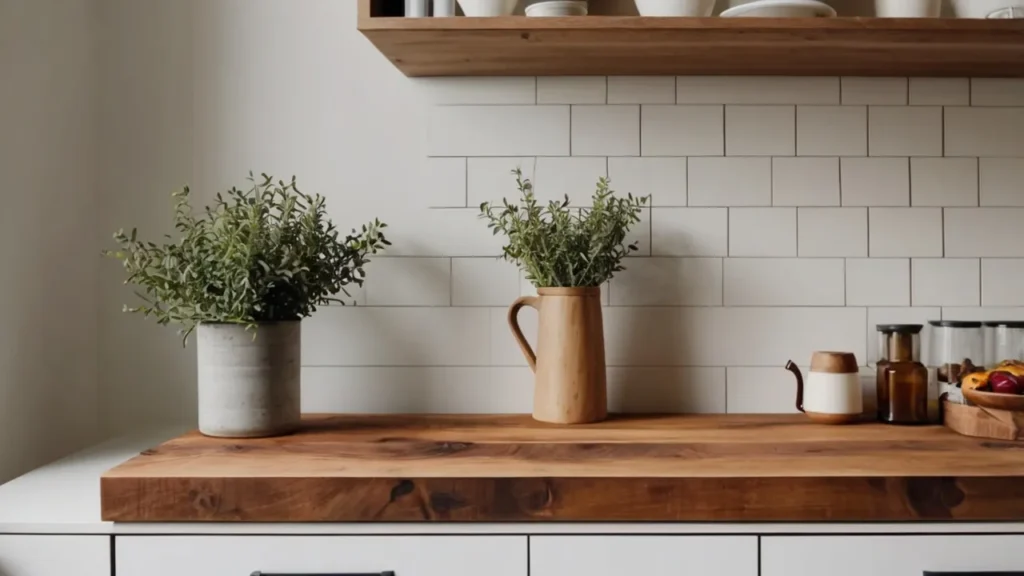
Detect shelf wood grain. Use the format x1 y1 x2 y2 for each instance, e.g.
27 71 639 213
101 414 1024 523
356 0 1024 77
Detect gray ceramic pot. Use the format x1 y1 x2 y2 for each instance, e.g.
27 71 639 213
196 321 300 438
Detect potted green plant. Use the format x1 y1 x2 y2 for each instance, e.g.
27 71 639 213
480 169 647 424
106 173 389 438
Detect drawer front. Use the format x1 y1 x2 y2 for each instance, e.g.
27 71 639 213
763 536 1024 576
531 536 758 576
116 535 526 576
0 535 109 576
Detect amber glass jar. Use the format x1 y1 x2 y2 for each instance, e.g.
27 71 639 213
876 324 930 424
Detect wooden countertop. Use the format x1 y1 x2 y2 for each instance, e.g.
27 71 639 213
101 414 1024 523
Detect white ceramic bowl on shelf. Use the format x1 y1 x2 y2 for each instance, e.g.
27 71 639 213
874 0 940 17
720 0 836 17
634 0 717 17
951 0 1024 18
526 1 588 16
457 0 518 16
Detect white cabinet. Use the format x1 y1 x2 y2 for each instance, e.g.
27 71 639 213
531 536 758 576
116 535 526 576
0 535 109 576
763 536 1024 576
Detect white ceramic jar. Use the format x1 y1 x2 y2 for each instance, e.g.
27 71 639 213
875 0 940 17
458 0 518 16
635 0 717 16
952 0 1024 18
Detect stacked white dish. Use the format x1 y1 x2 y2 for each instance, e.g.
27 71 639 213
635 0 717 16
526 1 588 16
721 0 835 17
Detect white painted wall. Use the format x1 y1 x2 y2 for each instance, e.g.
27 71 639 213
0 0 100 482
95 1 1024 435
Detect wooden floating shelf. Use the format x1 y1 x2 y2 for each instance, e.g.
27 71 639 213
102 414 1024 523
357 4 1024 77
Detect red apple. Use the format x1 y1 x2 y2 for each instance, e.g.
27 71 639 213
989 371 1022 395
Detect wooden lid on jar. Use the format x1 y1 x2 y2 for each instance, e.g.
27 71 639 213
810 351 859 374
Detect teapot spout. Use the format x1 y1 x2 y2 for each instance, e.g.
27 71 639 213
785 360 805 413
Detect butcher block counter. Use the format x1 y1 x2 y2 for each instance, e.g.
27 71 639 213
99 414 1024 523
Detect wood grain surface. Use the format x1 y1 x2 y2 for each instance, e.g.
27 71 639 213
102 414 1024 522
355 2 1024 78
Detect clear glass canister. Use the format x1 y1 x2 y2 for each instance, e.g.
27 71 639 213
876 324 930 424
929 320 984 382
984 321 1024 366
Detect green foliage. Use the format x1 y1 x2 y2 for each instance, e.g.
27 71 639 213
105 173 390 344
479 168 648 288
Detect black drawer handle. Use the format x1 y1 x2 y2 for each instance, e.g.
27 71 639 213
252 572 395 576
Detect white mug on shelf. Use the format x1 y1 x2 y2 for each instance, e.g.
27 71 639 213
406 0 428 16
875 0 940 17
434 0 456 16
952 0 1024 18
457 0 519 16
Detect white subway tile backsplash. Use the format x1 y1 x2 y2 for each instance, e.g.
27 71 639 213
912 258 981 307
451 258 521 307
688 157 771 206
428 105 568 156
842 77 907 105
467 157 535 206
304 307 491 366
729 207 796 257
610 257 723 306
345 75 1024 416
651 207 728 256
945 107 1024 157
946 208 1024 257
726 367 801 414
798 207 868 257
869 106 942 157
982 259 1024 306
846 258 910 306
537 76 606 104
910 158 978 207
866 307 939 364
533 156 607 204
603 307 865 367
384 208 505 257
426 157 467 208
869 207 943 257
416 77 537 105
641 105 724 156
608 76 676 104
608 157 687 206
797 105 867 156
725 105 795 156
840 158 909 207
677 77 839 105
772 157 839 206
608 367 726 413
303 367 532 413
364 257 452 306
724 258 845 306
571 105 639 156
980 158 1024 207
972 78 1024 107
908 78 969 106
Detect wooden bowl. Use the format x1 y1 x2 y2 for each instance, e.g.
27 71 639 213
964 388 1024 412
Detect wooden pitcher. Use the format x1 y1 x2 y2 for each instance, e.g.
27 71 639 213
508 287 607 425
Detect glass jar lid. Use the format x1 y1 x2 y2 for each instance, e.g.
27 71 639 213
876 324 923 334
928 320 982 328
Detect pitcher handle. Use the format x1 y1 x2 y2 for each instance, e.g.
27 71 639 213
508 296 540 372
785 360 805 413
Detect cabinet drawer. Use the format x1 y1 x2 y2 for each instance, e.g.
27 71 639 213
763 536 1024 576
0 535 109 576
116 535 525 576
531 536 757 576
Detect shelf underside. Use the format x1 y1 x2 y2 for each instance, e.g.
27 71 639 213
358 16 1024 77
